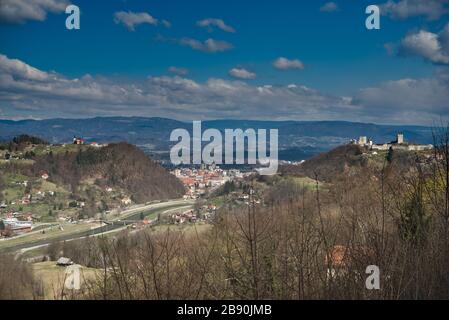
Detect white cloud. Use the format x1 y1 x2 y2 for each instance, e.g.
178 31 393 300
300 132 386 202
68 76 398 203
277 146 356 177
0 0 69 24
168 66 189 76
0 54 50 81
380 0 449 20
179 38 233 53
196 18 235 33
355 70 449 123
273 57 305 70
228 68 256 80
399 23 449 64
0 54 447 124
114 11 158 31
0 54 353 121
320 2 338 13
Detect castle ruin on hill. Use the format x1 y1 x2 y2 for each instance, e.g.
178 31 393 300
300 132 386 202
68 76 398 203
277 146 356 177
354 133 433 151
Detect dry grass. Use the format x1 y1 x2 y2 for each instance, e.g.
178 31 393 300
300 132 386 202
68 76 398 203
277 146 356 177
32 261 99 300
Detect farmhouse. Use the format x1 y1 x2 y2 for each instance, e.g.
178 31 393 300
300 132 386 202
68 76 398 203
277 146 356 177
56 257 74 266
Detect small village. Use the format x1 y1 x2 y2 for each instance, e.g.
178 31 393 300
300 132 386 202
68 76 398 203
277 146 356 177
0 137 126 238
171 163 251 199
0 132 437 239
0 135 258 238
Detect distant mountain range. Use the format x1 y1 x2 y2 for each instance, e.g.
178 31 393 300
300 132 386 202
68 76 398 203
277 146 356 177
0 117 436 161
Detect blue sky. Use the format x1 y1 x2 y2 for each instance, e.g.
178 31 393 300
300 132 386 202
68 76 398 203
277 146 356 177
0 0 448 124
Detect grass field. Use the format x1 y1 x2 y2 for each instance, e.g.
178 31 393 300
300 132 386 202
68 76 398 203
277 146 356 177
150 222 212 236
0 159 35 167
292 176 322 190
32 261 99 300
0 170 73 222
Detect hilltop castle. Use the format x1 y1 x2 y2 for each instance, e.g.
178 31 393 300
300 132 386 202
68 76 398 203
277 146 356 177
355 133 433 151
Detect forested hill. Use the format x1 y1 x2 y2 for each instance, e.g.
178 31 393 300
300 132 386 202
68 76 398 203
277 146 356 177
0 140 185 220
280 143 433 182
281 144 367 181
32 143 185 203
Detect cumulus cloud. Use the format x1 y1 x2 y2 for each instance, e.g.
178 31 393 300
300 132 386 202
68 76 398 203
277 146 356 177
0 54 50 81
228 68 256 80
179 38 233 53
0 53 353 121
1 54 447 124
168 66 189 76
354 71 449 123
114 11 158 31
320 2 338 13
273 57 305 70
196 18 235 33
399 23 449 64
0 0 69 24
380 0 449 20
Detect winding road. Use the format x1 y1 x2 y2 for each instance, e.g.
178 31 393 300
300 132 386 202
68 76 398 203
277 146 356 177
1 199 194 253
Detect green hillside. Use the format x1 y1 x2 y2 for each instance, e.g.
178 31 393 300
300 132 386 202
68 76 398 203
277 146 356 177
0 138 185 222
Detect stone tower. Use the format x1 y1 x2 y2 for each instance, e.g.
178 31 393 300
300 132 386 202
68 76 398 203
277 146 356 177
397 133 404 144
358 136 367 145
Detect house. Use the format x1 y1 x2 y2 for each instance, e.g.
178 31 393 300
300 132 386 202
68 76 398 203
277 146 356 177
56 257 74 266
121 197 132 206
180 177 195 187
21 194 31 205
41 172 49 180
34 191 46 201
73 136 84 145
23 213 35 221
325 245 376 279
326 245 348 278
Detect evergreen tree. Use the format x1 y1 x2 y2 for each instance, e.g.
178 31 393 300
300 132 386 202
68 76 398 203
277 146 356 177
387 146 394 163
